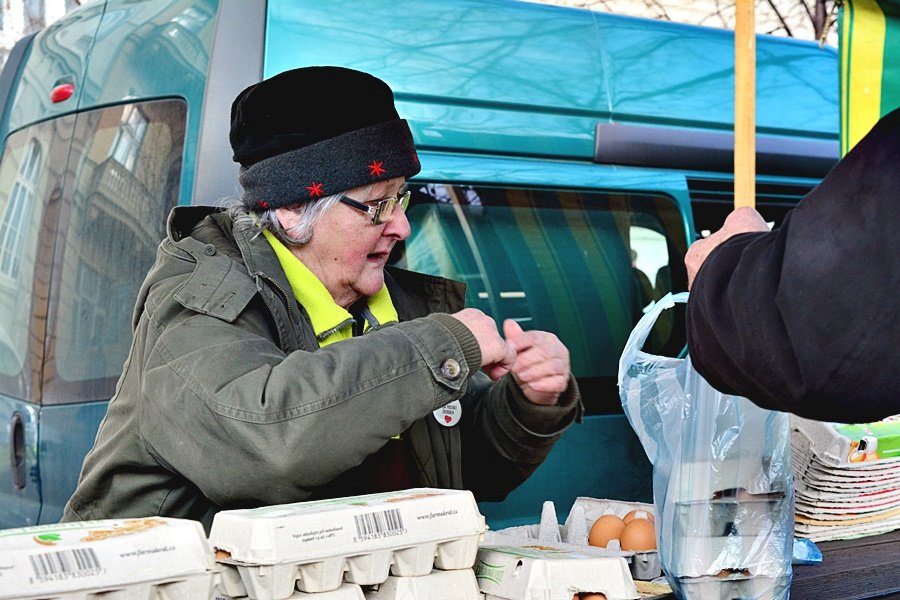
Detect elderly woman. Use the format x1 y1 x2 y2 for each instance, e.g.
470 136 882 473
63 67 581 530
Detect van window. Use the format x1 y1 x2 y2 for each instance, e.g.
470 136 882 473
0 116 75 401
42 99 187 405
392 184 688 414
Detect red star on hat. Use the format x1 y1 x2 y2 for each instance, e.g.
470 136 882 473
306 182 324 198
367 160 385 177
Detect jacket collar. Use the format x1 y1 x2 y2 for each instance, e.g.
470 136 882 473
166 205 469 340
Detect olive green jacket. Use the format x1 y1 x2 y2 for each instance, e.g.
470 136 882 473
63 206 581 530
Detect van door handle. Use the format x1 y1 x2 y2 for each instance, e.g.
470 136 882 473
10 412 25 489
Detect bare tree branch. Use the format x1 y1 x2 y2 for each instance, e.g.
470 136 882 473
799 0 815 22
645 0 671 21
765 0 794 36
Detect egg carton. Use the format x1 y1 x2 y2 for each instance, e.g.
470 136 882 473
0 517 217 600
668 534 789 579
475 544 638 600
11 574 216 600
363 568 482 600
210 488 486 598
491 499 662 581
671 496 789 538
673 573 791 600
214 582 366 600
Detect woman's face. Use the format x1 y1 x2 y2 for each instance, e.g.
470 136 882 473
289 177 410 308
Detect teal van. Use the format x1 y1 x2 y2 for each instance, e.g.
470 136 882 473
0 0 838 529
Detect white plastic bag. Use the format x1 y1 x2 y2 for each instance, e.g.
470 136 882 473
618 293 793 600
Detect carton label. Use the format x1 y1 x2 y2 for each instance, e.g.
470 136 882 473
474 559 506 584
0 518 209 596
210 488 485 563
835 419 900 462
352 508 406 543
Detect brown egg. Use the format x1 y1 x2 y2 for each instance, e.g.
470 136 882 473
588 514 626 548
214 549 231 561
623 508 655 524
580 595 608 600
620 517 657 551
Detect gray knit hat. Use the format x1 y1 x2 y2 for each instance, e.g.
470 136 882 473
230 66 421 210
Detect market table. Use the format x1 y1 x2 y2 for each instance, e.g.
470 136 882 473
649 529 900 600
790 529 900 600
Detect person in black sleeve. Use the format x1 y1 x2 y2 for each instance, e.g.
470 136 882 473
684 107 900 424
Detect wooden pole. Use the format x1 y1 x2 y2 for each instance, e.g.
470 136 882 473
734 0 756 209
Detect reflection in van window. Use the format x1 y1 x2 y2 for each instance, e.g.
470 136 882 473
110 105 149 171
0 117 73 399
392 184 688 414
43 99 187 404
0 139 41 279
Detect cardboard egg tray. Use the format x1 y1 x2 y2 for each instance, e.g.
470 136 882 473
210 488 486 599
475 544 638 600
215 582 367 600
491 498 662 580
0 517 217 600
674 573 791 600
363 568 482 600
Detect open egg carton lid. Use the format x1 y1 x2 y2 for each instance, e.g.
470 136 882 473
475 544 638 600
0 517 216 600
488 499 661 581
210 488 486 598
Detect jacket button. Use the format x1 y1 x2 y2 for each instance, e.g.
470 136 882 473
203 244 216 256
440 358 461 380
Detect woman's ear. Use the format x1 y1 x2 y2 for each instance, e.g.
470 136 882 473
274 207 296 232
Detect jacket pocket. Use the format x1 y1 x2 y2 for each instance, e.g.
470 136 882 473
174 255 258 323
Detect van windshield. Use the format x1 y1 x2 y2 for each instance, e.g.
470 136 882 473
391 183 688 415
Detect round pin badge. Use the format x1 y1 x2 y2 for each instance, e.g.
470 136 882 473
433 400 462 427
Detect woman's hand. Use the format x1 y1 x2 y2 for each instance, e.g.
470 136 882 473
503 319 570 406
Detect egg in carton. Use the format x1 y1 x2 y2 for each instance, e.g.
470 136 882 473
0 517 217 600
490 499 661 581
210 488 486 600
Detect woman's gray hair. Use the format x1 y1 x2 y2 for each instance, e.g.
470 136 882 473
221 184 376 247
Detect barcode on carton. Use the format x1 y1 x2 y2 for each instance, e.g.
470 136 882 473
353 508 405 542
29 547 102 582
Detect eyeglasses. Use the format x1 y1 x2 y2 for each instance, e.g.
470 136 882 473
338 190 411 225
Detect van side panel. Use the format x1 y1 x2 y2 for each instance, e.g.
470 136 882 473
2 3 106 137
193 0 266 206
594 16 838 136
265 0 837 163
265 0 604 160
0 401 39 526
36 402 109 523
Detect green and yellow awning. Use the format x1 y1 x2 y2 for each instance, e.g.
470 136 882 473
840 0 900 155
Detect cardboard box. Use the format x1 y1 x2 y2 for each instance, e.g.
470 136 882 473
210 488 486 597
475 544 638 600
0 517 216 600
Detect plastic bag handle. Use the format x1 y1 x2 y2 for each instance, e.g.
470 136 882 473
616 292 688 389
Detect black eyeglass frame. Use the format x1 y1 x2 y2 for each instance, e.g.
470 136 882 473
338 190 411 225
